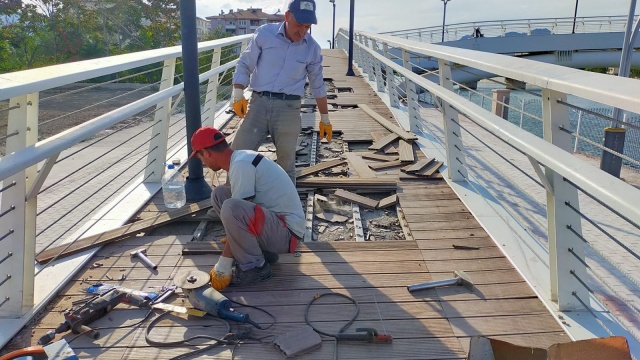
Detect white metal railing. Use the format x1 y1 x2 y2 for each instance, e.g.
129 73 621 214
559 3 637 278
0 33 251 346
337 28 640 352
381 15 637 42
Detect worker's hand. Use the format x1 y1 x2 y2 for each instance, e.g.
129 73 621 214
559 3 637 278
232 88 248 118
210 256 233 290
319 114 332 142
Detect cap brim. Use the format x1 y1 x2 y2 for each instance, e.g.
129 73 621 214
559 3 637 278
294 11 317 25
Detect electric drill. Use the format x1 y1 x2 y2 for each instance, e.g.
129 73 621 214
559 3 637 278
174 270 261 329
37 287 151 345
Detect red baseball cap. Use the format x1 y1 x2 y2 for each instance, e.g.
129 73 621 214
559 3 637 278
189 126 226 159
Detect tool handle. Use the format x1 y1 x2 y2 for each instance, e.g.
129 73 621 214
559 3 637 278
407 277 460 293
138 253 158 270
73 324 100 339
335 332 372 342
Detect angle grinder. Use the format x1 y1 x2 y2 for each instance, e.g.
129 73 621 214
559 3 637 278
174 269 262 329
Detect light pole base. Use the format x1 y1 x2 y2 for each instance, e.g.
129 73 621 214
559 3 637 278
185 175 212 202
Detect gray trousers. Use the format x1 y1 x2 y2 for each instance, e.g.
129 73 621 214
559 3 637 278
211 185 293 271
231 93 301 184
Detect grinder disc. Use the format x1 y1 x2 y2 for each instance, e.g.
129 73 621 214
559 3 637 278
174 269 210 289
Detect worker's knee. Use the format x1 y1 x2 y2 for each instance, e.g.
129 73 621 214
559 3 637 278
219 198 244 223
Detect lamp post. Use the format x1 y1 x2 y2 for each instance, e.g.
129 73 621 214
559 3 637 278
327 40 332 48
330 0 336 49
572 0 579 34
441 0 451 43
346 0 355 76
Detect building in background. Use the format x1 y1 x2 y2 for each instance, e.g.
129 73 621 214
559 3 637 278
207 8 284 36
196 17 210 39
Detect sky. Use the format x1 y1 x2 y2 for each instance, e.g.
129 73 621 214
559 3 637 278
196 0 638 49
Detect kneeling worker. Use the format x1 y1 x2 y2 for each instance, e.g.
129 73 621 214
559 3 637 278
189 126 305 290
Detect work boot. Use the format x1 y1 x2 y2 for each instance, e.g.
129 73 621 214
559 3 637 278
262 250 279 264
230 262 273 287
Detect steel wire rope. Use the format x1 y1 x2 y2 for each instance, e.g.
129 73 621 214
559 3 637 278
37 110 188 233
36 118 162 208
0 104 20 114
38 65 166 103
0 229 14 242
558 99 640 132
0 181 16 194
565 222 640 292
0 130 20 142
571 291 615 337
34 162 157 274
558 127 640 168
35 143 160 240
413 105 550 264
38 82 161 128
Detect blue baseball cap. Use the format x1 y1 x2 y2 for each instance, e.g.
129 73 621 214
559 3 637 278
286 0 317 25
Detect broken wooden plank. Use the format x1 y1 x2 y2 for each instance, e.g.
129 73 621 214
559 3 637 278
368 133 399 151
296 158 346 178
296 178 397 191
377 194 398 209
368 160 404 170
360 104 417 141
345 152 376 178
36 200 213 264
403 158 435 173
360 153 399 162
398 140 415 162
416 160 444 177
371 131 398 154
332 189 379 209
316 211 349 223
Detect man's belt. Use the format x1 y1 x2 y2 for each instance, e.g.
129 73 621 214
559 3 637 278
253 91 301 101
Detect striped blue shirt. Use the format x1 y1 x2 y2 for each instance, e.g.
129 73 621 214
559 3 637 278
232 22 327 98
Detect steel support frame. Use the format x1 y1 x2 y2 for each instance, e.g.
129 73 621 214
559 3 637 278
542 88 587 311
0 93 38 318
438 60 468 181
144 58 177 182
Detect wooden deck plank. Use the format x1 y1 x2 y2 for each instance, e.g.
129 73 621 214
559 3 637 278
332 189 379 209
398 140 415 162
344 152 377 178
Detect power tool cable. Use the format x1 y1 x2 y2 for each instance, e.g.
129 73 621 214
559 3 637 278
66 308 155 345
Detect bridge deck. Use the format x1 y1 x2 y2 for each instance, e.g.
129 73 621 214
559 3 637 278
5 50 568 359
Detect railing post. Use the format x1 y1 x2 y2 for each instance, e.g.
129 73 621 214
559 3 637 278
0 93 39 318
406 80 421 133
371 40 385 92
202 47 222 127
383 43 400 108
401 48 412 100
574 110 583 152
542 88 587 311
365 39 375 82
145 58 177 182
438 59 468 182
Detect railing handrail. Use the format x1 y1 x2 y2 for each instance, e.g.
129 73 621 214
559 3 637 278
340 29 640 230
379 14 636 37
356 30 640 115
0 34 252 101
0 60 237 181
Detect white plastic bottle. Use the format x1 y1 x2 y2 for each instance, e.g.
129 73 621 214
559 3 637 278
162 164 186 208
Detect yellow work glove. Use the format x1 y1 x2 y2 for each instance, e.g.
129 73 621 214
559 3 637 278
210 256 233 290
319 113 332 142
232 88 248 118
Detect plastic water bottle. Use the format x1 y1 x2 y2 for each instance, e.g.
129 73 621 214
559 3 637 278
162 164 186 208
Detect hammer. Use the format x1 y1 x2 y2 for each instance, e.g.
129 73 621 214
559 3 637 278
130 248 157 271
407 270 474 293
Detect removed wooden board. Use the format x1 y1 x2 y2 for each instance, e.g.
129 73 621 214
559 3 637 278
333 189 379 209
371 131 398 154
36 200 213 264
398 140 415 162
368 133 399 151
360 153 399 161
416 160 444 177
368 160 404 170
296 158 346 178
377 194 398 209
403 158 435 173
360 104 417 141
345 152 376 178
297 178 397 191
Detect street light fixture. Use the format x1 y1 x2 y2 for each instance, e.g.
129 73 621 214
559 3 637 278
441 0 451 43
327 40 332 48
330 0 336 49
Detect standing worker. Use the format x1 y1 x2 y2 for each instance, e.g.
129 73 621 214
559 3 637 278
231 0 332 184
189 126 305 290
